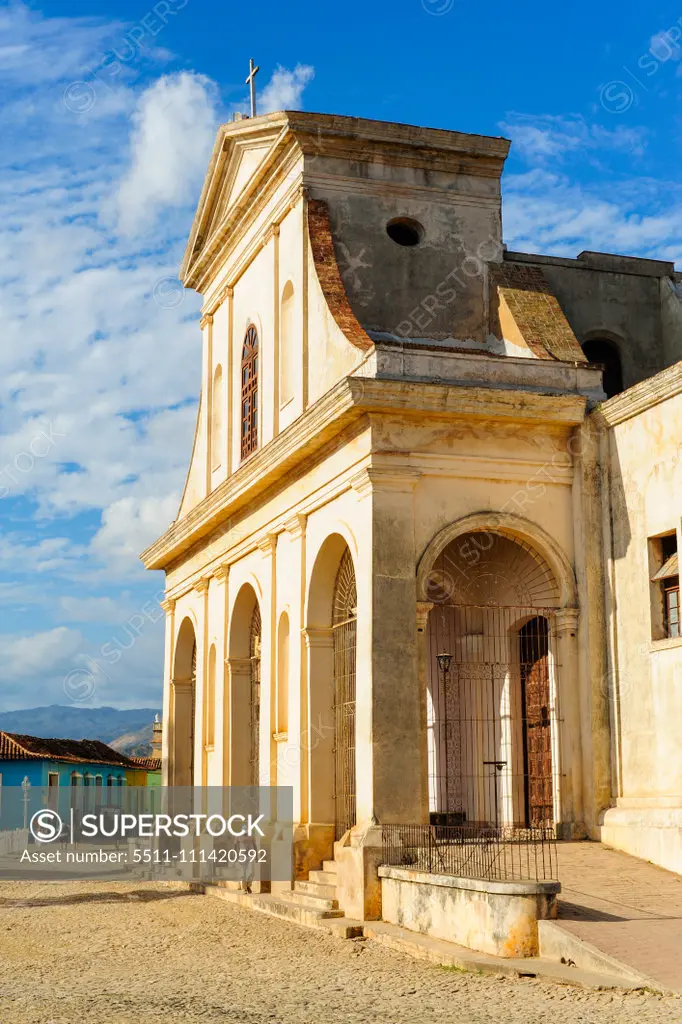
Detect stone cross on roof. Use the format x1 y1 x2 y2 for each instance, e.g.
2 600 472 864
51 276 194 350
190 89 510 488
246 58 260 118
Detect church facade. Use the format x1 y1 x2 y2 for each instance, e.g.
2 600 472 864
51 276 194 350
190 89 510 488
142 112 682 912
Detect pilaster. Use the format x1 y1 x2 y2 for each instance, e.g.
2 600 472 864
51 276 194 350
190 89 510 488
258 534 277 786
554 606 583 835
355 463 425 825
160 597 175 787
283 513 307 823
213 565 229 787
193 578 209 785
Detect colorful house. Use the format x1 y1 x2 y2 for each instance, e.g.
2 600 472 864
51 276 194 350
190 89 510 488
125 757 162 788
0 732 137 830
0 732 132 789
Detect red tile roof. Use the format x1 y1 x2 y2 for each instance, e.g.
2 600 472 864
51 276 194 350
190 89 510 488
128 757 162 771
0 732 134 768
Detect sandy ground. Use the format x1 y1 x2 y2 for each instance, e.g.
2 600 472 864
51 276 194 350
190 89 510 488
0 881 681 1024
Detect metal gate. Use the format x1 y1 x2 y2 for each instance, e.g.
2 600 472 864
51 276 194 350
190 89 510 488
427 603 560 831
332 549 357 839
190 642 196 785
249 605 261 787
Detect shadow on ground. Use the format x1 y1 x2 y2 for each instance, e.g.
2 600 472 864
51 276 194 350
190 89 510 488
0 889 197 909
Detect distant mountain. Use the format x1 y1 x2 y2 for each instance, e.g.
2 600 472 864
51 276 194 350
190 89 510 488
0 705 161 745
109 724 154 757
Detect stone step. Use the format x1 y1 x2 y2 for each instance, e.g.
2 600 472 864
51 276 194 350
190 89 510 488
308 869 338 886
198 883 364 938
286 888 340 911
322 860 338 875
253 893 344 922
294 879 337 900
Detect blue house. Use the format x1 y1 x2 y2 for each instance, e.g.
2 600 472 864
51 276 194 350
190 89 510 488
0 732 132 829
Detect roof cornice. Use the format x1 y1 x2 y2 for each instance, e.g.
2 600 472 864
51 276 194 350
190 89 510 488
140 377 586 571
181 111 511 292
593 361 682 427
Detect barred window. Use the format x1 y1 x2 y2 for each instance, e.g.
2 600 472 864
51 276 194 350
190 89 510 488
650 532 679 640
241 325 259 460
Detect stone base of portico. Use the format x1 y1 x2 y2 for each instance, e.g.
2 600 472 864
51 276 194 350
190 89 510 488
600 800 682 876
333 823 385 922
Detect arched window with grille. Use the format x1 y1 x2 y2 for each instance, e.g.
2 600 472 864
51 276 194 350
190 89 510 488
332 548 357 839
241 325 259 459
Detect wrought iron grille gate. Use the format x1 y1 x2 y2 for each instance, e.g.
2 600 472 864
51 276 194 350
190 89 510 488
190 642 197 785
427 603 560 831
332 549 357 839
249 605 261 787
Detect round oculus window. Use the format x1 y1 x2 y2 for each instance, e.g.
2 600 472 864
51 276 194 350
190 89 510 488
386 218 423 247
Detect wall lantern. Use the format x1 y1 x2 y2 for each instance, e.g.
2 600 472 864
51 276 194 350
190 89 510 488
436 652 453 675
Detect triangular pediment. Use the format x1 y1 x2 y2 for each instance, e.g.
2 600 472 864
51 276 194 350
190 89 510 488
222 141 272 211
180 114 293 288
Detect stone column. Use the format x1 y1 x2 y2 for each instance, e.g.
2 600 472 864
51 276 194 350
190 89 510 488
160 597 175 787
554 607 583 836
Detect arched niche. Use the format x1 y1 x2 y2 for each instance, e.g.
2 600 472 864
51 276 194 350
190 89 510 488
280 281 295 407
305 533 358 833
227 582 261 786
211 364 224 470
277 611 290 734
582 336 624 399
172 616 197 787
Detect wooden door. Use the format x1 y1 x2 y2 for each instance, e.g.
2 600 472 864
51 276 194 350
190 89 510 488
519 617 553 827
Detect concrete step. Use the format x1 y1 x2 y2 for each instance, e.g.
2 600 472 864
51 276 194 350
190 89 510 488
253 893 344 922
322 860 338 875
199 883 363 938
287 888 340 911
294 879 337 900
308 869 338 886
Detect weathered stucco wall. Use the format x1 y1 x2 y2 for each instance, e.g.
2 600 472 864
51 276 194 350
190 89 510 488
597 366 682 872
507 251 680 390
313 157 503 342
379 866 559 957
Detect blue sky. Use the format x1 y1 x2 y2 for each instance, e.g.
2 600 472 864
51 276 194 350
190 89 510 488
1 0 681 711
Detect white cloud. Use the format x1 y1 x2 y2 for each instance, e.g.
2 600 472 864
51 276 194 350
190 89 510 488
650 30 682 64
116 71 218 236
501 114 647 164
59 595 133 623
503 168 682 261
259 63 314 114
0 627 84 678
91 494 180 565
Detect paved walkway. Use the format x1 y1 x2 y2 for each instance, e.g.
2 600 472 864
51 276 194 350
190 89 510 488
556 841 682 993
1 879 679 1023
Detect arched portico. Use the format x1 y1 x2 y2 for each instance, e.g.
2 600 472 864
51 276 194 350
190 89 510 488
417 513 581 835
171 616 197 787
305 532 358 837
227 582 262 786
